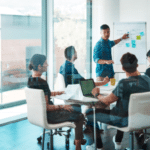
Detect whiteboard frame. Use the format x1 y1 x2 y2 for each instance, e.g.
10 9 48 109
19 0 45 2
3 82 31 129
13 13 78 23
113 22 147 73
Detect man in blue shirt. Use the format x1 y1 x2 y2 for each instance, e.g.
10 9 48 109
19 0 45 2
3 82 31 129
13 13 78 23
59 46 110 133
93 24 129 81
59 46 84 87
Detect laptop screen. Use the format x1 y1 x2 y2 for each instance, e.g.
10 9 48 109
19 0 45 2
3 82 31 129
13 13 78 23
80 79 95 96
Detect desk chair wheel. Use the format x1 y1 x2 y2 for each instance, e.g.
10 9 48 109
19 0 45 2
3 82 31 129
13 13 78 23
37 136 42 144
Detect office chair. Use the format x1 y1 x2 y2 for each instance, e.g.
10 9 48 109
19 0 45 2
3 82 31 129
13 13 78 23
107 92 150 150
25 87 76 150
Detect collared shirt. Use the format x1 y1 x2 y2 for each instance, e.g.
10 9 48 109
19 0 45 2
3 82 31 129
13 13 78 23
59 60 84 87
93 38 115 78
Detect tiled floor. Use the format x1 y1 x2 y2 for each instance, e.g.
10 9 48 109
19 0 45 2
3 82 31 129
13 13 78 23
0 119 150 150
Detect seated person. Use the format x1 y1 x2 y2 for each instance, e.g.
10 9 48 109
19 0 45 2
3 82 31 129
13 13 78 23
27 54 86 150
59 45 109 87
86 52 150 150
59 46 84 87
59 46 109 132
145 50 150 77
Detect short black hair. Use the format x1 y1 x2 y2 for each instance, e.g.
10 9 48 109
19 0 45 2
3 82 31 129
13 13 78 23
120 52 138 73
100 24 110 30
29 54 46 71
64 46 75 60
146 50 150 57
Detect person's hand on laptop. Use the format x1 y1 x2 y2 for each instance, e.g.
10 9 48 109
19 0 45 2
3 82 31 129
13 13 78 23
91 87 100 97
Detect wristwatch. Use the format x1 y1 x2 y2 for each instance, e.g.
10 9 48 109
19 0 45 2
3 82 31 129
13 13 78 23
94 93 100 98
120 37 123 41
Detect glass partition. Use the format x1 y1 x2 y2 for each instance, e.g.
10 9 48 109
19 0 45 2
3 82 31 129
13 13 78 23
0 0 42 104
53 0 92 87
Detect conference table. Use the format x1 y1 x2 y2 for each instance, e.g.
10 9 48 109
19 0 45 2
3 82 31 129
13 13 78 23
53 85 116 150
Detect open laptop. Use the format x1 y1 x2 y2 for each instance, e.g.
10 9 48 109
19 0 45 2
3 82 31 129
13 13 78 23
80 79 95 98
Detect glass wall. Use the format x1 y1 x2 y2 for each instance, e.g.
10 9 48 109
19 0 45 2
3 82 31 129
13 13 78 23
53 0 92 88
0 0 42 104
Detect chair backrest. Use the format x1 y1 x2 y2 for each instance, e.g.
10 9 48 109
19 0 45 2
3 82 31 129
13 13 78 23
54 73 66 91
25 87 48 128
128 92 150 130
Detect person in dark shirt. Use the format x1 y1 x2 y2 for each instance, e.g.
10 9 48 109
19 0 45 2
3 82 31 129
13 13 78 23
27 54 86 150
86 52 150 150
145 50 150 77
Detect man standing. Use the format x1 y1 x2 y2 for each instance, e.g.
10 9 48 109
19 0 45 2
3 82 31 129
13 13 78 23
93 24 129 81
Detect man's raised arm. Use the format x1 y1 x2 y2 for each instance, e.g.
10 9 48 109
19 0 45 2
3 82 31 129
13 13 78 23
114 33 129 45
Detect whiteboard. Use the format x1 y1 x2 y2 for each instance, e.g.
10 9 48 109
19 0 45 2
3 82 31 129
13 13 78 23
113 22 146 65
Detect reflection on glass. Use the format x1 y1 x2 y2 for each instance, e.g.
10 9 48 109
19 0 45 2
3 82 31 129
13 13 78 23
54 0 88 84
0 0 42 104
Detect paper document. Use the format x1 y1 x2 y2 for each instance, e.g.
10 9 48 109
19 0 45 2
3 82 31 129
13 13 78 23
55 84 81 100
55 93 74 100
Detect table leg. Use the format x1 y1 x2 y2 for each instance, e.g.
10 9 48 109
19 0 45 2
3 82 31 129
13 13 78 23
92 106 97 150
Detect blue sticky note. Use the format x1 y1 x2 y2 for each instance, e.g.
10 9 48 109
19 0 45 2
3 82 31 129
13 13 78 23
126 43 130 47
140 32 144 36
131 40 136 44
132 43 136 48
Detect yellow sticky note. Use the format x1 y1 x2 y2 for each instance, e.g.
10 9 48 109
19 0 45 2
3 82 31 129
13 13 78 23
110 78 116 86
136 35 141 40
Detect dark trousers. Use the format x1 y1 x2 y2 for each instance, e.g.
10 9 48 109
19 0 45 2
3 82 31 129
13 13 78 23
47 105 84 140
86 108 124 148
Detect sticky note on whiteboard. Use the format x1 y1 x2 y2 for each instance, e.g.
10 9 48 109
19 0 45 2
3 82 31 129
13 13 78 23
126 43 130 47
136 35 141 40
132 44 136 48
131 40 136 44
140 32 144 36
131 40 136 48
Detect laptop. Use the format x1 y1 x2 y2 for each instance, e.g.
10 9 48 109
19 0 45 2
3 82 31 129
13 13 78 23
80 79 95 98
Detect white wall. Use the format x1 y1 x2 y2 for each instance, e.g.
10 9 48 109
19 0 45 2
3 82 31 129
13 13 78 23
119 0 150 72
92 0 120 80
92 0 150 81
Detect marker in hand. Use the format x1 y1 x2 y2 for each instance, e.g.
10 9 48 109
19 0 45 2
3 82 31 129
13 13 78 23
127 32 129 38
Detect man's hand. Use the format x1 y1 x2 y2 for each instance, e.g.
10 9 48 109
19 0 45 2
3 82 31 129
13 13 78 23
103 76 109 84
122 33 129 40
63 105 73 112
91 87 100 97
105 60 114 64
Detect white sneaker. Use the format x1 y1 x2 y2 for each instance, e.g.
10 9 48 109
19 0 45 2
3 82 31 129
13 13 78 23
86 143 104 150
113 136 122 150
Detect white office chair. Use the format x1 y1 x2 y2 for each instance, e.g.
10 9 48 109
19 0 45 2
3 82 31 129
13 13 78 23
107 92 150 150
25 87 76 150
54 73 66 91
